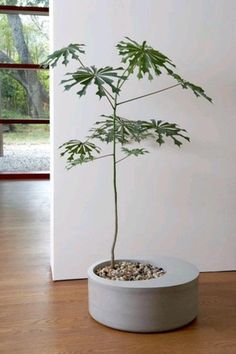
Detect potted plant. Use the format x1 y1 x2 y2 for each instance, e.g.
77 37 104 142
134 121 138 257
44 38 211 332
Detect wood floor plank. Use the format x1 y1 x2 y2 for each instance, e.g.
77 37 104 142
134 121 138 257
0 181 236 354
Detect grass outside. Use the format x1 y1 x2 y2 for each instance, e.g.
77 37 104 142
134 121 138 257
3 124 49 145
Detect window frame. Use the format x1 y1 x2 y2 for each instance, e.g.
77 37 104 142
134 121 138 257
0 4 50 179
0 5 49 16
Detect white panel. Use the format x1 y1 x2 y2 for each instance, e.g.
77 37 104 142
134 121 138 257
51 0 236 279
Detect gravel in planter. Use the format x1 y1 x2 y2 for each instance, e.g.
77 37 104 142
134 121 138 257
95 261 166 281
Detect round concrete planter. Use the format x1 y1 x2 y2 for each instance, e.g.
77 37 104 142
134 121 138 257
88 256 199 333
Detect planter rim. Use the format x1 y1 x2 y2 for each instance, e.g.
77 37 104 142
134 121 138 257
88 256 199 289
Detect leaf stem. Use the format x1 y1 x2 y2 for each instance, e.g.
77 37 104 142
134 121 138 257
103 90 115 109
103 86 115 100
118 67 130 90
93 154 113 161
117 83 181 106
116 155 130 164
78 58 86 69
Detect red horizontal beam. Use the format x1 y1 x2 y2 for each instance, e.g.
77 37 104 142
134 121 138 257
0 119 49 124
0 63 48 70
0 5 49 16
0 172 50 180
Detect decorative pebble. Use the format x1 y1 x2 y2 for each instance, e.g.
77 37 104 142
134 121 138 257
95 261 166 281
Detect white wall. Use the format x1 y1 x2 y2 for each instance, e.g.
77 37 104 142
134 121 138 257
51 0 236 280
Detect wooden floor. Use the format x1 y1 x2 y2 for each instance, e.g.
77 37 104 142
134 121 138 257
0 181 236 354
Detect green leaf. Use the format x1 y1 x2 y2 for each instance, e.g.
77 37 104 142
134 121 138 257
166 70 212 102
65 156 95 169
61 66 124 98
140 119 190 147
90 115 149 144
117 37 175 80
41 43 85 68
59 139 101 168
117 37 212 102
122 147 149 157
90 115 189 148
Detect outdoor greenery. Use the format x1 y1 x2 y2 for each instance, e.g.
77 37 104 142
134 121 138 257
3 124 49 144
0 0 49 121
0 70 49 119
44 38 212 268
0 0 49 156
0 12 49 64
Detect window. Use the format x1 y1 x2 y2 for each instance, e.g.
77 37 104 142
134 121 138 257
0 1 49 178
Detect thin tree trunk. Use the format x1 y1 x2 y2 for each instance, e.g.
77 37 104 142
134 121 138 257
6 12 49 118
110 94 119 268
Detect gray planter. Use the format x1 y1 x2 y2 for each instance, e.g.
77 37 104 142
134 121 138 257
88 256 199 332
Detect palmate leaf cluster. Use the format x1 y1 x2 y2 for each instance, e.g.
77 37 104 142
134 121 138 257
121 147 149 157
61 66 124 98
165 71 212 102
60 116 190 168
117 37 175 80
90 115 149 143
117 37 212 102
44 37 211 102
60 140 100 169
45 37 211 169
140 119 190 147
42 43 85 68
90 115 190 147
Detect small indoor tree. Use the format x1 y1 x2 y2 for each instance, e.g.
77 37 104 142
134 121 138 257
44 38 211 269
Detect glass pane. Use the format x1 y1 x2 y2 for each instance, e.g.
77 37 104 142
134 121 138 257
0 69 49 119
0 123 50 172
0 0 49 7
0 14 49 64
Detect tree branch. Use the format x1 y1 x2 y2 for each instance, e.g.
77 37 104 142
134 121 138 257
0 50 28 86
117 83 181 106
0 50 14 64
